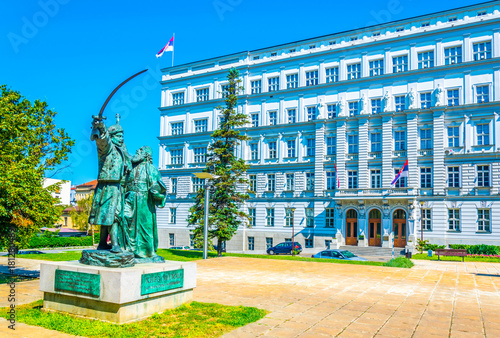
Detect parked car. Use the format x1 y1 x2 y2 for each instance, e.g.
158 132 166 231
312 249 367 261
267 242 302 255
170 246 191 250
17 250 45 255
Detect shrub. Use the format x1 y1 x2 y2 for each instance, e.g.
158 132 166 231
449 244 500 255
25 233 99 249
383 257 414 268
416 239 445 253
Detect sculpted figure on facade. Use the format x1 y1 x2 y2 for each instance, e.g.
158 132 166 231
360 94 368 114
434 84 443 106
382 91 391 112
89 117 132 253
338 97 346 116
408 88 416 109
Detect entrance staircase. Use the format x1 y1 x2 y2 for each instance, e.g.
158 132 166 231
338 246 405 261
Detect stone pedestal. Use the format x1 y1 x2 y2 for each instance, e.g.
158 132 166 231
39 260 196 324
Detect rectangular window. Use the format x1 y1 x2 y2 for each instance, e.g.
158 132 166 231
422 209 431 230
192 177 205 192
420 129 432 149
268 77 279 92
193 147 207 163
326 209 335 227
250 143 259 160
348 171 358 189
371 170 381 188
478 209 490 232
476 85 490 103
348 101 359 116
369 59 384 76
447 126 459 147
171 178 177 193
306 208 314 227
395 95 405 112
420 167 432 188
171 122 184 136
196 88 209 102
251 80 261 94
325 67 339 83
448 209 460 231
371 99 381 114
394 169 407 188
306 138 315 157
194 119 208 133
169 233 175 246
348 134 358 154
326 171 337 190
286 140 296 158
420 92 432 109
347 63 361 80
305 70 319 86
371 132 381 152
171 149 183 165
251 114 259 127
220 84 230 98
448 167 460 188
327 104 336 119
268 111 277 125
477 124 489 145
285 208 294 227
393 55 408 73
287 109 296 123
286 73 298 89
326 136 336 155
444 46 462 65
306 173 315 191
248 208 256 227
172 92 185 105
266 237 273 249
249 175 257 192
473 41 492 61
477 165 490 187
247 237 254 250
170 209 176 224
286 173 294 191
307 106 317 121
267 174 275 191
268 141 277 159
266 208 275 226
447 89 460 106
305 238 313 248
418 51 434 69
395 131 406 151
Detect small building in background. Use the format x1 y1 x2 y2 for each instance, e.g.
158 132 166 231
75 179 97 202
43 178 71 206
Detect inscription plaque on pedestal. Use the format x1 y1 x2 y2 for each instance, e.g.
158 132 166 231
55 269 100 297
141 269 184 295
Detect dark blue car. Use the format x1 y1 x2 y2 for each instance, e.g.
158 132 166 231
267 242 302 255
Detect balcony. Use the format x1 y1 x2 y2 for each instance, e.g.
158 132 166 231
346 153 359 161
369 152 382 159
393 151 407 158
418 150 433 157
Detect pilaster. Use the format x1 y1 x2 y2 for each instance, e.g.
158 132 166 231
358 117 369 189
336 120 347 188
407 113 418 190
314 123 325 196
433 110 445 195
382 116 393 187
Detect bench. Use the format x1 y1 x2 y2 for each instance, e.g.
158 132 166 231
435 249 468 262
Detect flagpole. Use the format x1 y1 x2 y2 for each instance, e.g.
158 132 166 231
172 33 175 67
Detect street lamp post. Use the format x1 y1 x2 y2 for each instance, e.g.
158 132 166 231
194 173 220 259
291 208 296 256
419 200 425 251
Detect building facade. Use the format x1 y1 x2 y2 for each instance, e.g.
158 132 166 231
157 2 500 252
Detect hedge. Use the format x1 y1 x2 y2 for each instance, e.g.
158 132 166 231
449 244 500 255
26 233 100 249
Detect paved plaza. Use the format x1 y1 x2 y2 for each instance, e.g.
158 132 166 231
1 257 500 337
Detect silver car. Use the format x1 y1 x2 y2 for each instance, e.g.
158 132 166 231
312 249 367 261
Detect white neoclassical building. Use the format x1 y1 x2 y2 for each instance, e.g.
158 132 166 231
156 1 500 253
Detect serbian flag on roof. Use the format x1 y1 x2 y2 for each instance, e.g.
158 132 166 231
156 36 174 58
391 159 409 186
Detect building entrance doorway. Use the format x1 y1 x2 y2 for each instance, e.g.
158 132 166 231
368 209 382 246
393 209 407 248
346 209 358 245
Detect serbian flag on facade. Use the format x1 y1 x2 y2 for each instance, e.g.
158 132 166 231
391 159 409 186
156 36 174 58
334 164 340 188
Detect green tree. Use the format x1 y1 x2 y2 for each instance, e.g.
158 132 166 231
0 85 74 249
187 69 250 257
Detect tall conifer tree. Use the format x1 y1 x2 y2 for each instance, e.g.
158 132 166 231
187 68 249 257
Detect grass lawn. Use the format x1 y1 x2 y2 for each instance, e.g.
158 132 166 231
0 300 267 338
412 253 500 263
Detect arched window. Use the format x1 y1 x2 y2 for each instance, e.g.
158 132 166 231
393 209 406 219
369 209 381 219
346 209 358 219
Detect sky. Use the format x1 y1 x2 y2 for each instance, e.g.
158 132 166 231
0 0 488 186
